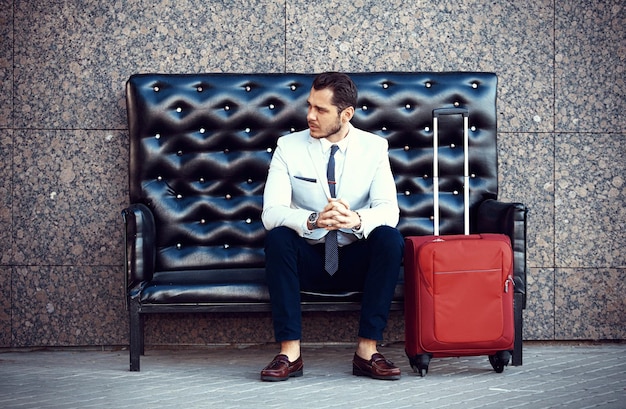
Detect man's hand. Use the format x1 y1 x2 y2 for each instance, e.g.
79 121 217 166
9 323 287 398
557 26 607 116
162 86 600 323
319 199 360 230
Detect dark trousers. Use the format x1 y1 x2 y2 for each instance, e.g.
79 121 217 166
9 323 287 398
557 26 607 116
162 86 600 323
264 225 403 342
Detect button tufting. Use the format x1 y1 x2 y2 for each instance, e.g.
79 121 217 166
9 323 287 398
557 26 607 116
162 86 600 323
176 243 182 249
245 127 251 133
245 85 251 92
404 191 410 196
176 194 182 199
200 219 206 224
405 104 411 109
425 82 431 88
153 86 160 92
423 174 429 179
176 107 182 112
224 105 230 111
177 150 183 156
245 218 252 224
290 127 296 132
197 86 203 92
266 147 273 153
471 126 476 131
362 105 368 110
430 215 435 220
453 190 459 195
247 178 253 183
224 244 230 249
290 84 297 91
269 104 275 109
200 128 205 133
450 144 456 149
454 101 460 107
157 176 163 181
225 194 232 199
404 145 410 151
155 133 161 139
224 148 230 153
382 83 389 89
425 126 430 132
199 177 205 183
472 82 478 89
382 126 387 131
471 173 476 178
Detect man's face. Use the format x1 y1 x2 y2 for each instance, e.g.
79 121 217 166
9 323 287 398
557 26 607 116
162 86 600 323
306 87 344 141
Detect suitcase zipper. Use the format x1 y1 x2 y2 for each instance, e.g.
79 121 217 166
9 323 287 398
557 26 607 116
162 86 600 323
434 268 500 275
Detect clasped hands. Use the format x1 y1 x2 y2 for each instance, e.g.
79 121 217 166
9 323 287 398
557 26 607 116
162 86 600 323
317 199 361 231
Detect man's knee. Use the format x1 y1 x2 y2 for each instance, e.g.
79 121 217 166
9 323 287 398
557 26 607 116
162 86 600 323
265 226 296 248
368 226 404 254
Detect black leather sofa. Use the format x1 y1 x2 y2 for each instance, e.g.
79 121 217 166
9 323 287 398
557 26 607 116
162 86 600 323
123 72 527 371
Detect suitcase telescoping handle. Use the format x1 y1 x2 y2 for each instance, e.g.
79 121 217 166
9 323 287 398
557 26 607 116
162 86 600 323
432 107 470 236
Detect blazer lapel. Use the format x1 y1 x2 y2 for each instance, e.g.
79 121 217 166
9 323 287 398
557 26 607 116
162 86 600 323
307 139 332 199
335 128 364 199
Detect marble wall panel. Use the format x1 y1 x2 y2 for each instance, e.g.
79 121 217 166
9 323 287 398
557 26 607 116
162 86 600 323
1 2 14 347
555 133 626 268
2 0 624 347
286 0 554 134
0 0 11 129
0 130 11 265
13 0 286 130
498 133 555 268
11 265 126 347
143 311 405 346
523 268 555 340
302 311 404 344
0 266 10 347
12 130 127 266
555 1 626 133
555 268 626 340
145 313 275 346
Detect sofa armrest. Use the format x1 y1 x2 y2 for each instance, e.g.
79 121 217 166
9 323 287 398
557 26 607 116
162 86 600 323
477 199 528 308
121 203 156 295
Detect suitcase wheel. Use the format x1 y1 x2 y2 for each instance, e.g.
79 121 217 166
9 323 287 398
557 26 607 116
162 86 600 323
488 351 511 373
407 353 431 377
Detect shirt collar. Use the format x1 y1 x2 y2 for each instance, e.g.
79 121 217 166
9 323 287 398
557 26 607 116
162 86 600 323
319 124 351 154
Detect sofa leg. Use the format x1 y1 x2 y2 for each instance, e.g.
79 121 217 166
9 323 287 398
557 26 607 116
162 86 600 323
129 298 142 371
512 292 523 366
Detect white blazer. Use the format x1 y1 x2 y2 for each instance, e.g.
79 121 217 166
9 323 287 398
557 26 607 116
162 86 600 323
262 124 399 241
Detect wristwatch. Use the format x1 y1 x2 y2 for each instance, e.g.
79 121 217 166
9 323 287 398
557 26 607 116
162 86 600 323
307 212 319 229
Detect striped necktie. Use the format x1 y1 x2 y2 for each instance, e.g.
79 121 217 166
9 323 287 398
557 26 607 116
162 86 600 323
325 144 339 275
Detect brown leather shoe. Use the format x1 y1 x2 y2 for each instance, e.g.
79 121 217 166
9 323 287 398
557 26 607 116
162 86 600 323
352 353 401 380
260 354 303 381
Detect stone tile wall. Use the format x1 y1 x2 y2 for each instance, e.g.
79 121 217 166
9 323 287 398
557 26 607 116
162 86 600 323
0 0 624 348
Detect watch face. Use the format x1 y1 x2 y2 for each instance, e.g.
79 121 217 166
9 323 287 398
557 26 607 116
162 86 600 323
308 212 318 223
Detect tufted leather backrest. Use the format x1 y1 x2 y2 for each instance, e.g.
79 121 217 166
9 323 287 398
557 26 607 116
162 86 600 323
126 73 498 272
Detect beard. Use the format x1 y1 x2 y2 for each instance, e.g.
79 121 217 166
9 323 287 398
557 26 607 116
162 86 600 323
309 119 342 140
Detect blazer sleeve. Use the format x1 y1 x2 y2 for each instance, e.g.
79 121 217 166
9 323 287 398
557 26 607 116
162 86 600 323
261 138 312 236
354 136 399 238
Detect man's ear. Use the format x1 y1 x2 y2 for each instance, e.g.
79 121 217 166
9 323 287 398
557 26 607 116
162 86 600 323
341 106 355 123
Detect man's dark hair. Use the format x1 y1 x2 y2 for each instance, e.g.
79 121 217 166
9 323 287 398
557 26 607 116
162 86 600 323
312 72 358 113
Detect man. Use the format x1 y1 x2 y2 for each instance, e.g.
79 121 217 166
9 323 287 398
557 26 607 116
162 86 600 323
261 72 404 381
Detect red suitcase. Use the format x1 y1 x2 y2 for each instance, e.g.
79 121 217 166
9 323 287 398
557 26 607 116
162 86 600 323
404 108 515 377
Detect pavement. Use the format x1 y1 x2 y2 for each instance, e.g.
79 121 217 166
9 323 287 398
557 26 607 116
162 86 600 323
1 342 625 409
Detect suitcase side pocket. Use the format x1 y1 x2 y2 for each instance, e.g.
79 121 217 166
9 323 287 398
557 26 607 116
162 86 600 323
433 266 504 343
427 240 509 344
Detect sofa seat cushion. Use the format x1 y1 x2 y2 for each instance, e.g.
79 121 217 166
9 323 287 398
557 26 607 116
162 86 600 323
139 268 404 304
140 268 269 304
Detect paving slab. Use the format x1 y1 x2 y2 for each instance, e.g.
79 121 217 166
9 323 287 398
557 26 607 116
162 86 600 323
0 342 625 409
